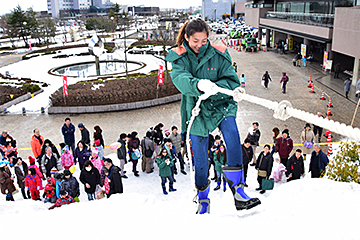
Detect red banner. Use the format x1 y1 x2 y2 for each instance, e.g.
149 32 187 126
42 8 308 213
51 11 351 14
62 75 68 97
158 65 164 85
62 36 67 44
28 40 32 50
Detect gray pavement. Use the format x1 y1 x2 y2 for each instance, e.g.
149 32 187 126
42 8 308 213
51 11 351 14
0 33 359 160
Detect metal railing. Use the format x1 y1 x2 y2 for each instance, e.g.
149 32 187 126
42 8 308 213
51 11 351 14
265 11 334 27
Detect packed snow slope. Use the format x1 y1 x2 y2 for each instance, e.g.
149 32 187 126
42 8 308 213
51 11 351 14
1 153 359 240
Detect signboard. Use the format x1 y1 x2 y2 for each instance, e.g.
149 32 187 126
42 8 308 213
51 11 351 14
62 75 68 97
158 65 164 85
301 44 306 57
288 38 293 51
325 60 333 70
323 51 328 69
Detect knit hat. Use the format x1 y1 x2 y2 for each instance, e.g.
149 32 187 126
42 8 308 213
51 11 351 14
50 167 58 175
54 172 63 180
171 126 178 131
62 146 70 153
305 123 311 129
94 139 100 146
28 156 35 164
92 148 98 156
164 129 170 134
47 177 52 184
78 123 84 128
63 169 71 177
282 129 289 135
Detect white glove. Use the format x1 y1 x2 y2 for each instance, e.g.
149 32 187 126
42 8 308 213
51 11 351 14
197 79 220 98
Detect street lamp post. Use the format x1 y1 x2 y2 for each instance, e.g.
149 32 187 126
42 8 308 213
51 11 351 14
23 21 28 48
122 15 129 84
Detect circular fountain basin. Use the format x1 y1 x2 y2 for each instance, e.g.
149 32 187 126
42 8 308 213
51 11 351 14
49 60 145 77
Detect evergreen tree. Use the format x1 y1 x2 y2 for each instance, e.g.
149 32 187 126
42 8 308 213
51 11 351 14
324 142 360 184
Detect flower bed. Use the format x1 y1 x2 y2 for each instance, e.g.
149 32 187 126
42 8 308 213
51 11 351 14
50 74 179 107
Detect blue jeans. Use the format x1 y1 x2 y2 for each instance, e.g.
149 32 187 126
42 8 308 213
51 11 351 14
216 171 226 182
190 117 243 188
161 175 174 187
87 193 96 201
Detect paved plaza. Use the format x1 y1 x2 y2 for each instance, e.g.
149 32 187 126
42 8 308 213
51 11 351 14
0 33 359 158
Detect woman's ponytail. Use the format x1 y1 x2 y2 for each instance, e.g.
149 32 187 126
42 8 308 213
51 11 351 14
176 20 190 47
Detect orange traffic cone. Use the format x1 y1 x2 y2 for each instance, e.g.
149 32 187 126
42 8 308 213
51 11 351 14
244 48 247 53
308 81 312 88
320 90 326 100
310 84 315 93
252 48 254 53
309 74 311 82
326 132 332 143
326 106 332 116
327 97 333 108
263 47 265 52
327 144 333 156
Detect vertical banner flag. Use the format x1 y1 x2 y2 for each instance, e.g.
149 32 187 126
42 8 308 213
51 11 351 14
323 51 328 69
62 36 67 44
29 41 32 50
158 65 164 85
62 75 68 97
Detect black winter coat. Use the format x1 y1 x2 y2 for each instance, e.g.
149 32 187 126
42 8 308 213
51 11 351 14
61 176 80 198
80 127 90 145
286 154 304 179
255 151 273 178
117 138 126 160
242 144 253 165
107 165 123 198
245 129 261 146
14 162 29 189
80 167 100 194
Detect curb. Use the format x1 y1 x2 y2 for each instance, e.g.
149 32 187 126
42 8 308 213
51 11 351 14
0 89 44 112
48 93 182 114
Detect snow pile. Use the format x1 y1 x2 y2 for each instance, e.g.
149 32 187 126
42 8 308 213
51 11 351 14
1 152 359 240
91 83 105 90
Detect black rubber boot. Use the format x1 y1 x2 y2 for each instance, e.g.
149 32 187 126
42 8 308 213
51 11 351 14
21 188 27 199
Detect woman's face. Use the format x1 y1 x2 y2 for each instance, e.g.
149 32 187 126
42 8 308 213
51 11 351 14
186 31 208 54
78 142 83 148
162 150 168 156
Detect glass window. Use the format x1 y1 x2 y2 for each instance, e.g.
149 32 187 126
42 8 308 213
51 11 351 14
305 2 325 13
290 2 305 12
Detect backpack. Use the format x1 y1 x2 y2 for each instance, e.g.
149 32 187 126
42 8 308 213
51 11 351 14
145 147 153 158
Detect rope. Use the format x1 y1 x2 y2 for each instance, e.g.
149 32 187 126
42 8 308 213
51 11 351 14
184 86 360 191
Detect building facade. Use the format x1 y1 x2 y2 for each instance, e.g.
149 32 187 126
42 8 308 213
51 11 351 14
245 0 360 85
202 0 232 20
47 0 93 18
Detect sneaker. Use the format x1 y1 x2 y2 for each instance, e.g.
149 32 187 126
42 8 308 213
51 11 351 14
174 170 178 175
244 183 248 187
181 170 187 175
255 187 262 191
250 163 256 166
122 175 128 179
134 172 139 177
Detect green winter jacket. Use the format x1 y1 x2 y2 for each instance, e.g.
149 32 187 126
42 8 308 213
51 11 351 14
214 150 227 173
165 40 240 137
156 155 174 177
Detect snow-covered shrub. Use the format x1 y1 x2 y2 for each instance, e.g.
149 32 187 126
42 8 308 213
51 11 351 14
324 142 360 184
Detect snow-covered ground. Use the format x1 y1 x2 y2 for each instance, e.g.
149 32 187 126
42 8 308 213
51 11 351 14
1 41 169 114
1 149 359 240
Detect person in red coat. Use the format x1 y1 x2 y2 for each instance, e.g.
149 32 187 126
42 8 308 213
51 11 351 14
44 177 56 203
25 168 41 200
275 129 293 167
30 129 44 160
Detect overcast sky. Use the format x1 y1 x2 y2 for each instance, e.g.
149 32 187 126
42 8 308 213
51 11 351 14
1 0 202 15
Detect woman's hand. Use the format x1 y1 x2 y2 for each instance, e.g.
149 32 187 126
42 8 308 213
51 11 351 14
86 183 90 188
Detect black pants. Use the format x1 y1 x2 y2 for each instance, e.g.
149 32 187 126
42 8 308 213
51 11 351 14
131 159 138 172
345 91 349 98
257 176 265 189
280 158 288 167
244 163 248 182
287 176 300 182
313 127 323 142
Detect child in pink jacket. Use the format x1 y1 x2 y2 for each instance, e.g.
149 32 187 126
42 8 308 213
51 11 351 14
90 148 103 172
61 146 74 170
